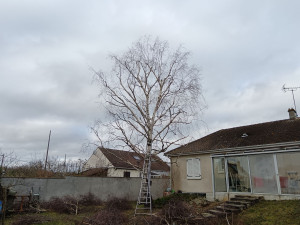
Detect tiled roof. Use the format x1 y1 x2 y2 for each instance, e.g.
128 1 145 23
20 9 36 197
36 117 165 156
81 168 108 177
100 148 170 172
166 118 300 155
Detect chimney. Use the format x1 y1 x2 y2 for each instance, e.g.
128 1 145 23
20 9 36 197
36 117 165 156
288 108 297 119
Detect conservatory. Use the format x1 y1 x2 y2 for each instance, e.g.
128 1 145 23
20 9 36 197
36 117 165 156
166 109 300 200
212 150 300 198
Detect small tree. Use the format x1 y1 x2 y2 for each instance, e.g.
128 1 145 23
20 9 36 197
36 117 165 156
92 36 204 156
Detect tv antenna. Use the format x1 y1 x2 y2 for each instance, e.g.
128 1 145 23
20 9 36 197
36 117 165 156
282 84 300 113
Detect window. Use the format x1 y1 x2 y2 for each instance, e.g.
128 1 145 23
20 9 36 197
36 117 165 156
218 158 225 173
124 171 130 177
249 154 277 194
133 155 141 160
187 158 201 179
276 152 300 194
227 156 251 192
213 158 226 192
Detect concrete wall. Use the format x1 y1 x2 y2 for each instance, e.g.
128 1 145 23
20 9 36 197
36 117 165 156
171 154 213 194
1 177 169 202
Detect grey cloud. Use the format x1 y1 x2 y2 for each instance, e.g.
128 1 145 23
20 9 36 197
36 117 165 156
1 0 300 162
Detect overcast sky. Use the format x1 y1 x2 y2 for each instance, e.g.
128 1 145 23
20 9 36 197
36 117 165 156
1 0 299 163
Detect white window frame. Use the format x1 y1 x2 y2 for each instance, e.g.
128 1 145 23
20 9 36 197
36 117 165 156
187 158 202 179
218 157 225 174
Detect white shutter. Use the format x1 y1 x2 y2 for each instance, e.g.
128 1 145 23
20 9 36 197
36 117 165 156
187 159 193 177
193 158 201 177
187 158 201 179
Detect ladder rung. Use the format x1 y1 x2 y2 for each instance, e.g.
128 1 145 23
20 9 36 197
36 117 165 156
135 154 152 216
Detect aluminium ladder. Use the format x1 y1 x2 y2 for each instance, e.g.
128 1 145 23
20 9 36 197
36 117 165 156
135 153 152 215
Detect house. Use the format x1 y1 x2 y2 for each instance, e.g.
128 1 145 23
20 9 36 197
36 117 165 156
165 108 300 201
84 147 170 178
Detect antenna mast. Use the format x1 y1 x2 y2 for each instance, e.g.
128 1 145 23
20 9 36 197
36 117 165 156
282 84 300 114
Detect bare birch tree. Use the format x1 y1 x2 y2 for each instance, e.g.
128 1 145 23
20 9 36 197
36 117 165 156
92 36 203 156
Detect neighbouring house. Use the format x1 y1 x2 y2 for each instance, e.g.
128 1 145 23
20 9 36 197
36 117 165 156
84 147 170 178
165 108 300 201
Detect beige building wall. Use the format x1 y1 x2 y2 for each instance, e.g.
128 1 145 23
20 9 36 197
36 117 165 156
170 154 213 194
84 150 112 170
107 168 140 177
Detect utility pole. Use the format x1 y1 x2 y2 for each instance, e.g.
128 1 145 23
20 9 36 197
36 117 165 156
44 130 51 171
0 154 5 225
282 84 300 115
64 154 67 173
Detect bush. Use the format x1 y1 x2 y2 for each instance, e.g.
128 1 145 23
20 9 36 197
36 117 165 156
160 199 193 223
42 193 102 214
153 193 200 208
105 197 132 211
83 208 128 225
133 215 164 225
79 192 102 206
42 196 79 214
11 215 50 225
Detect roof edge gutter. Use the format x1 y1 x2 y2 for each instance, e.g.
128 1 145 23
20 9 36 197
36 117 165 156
165 141 300 157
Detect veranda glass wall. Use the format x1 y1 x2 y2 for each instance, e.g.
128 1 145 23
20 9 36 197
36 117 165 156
276 152 300 194
227 156 251 192
213 158 226 192
213 151 300 195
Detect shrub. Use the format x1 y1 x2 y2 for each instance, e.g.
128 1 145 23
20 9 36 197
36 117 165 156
153 193 200 208
105 197 132 211
160 199 193 223
83 208 128 225
79 192 102 206
42 196 79 214
11 215 50 225
133 215 164 225
42 193 102 214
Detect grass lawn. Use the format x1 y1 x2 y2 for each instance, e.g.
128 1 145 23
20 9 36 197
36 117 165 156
236 200 300 225
3 199 300 225
4 207 99 225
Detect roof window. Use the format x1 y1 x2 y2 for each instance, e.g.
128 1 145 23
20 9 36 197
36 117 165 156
241 133 248 138
133 155 141 160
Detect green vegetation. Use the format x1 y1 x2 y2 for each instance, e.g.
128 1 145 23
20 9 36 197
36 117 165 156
4 198 300 225
153 193 202 208
237 200 300 225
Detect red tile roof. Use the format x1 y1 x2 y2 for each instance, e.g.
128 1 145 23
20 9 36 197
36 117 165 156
100 148 169 172
81 168 108 177
166 118 300 155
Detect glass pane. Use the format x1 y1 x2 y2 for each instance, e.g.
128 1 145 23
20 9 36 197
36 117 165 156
213 158 226 192
277 152 300 194
227 156 251 192
249 154 278 194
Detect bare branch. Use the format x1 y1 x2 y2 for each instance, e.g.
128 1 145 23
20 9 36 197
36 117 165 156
90 36 204 155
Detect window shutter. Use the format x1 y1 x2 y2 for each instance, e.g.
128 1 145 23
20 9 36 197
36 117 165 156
187 158 201 179
193 158 201 177
187 159 193 177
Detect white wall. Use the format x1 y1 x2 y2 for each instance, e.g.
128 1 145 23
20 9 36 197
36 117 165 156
84 149 112 170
